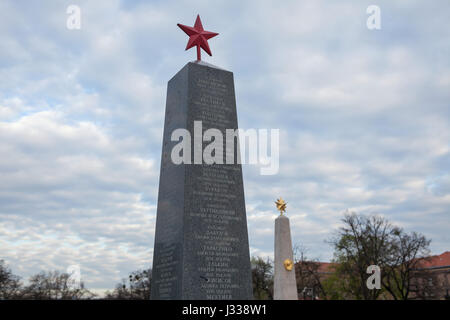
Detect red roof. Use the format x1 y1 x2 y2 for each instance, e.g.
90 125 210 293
296 252 450 272
295 252 450 273
295 261 336 274
416 251 450 269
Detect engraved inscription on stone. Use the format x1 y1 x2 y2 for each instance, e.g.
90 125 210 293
151 61 252 300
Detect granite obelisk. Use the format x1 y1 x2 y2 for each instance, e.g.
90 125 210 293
273 198 298 300
150 60 253 300
151 15 252 300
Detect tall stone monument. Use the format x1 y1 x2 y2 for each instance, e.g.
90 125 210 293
273 198 298 300
150 15 253 300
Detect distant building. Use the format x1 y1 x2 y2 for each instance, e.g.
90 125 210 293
410 251 450 300
295 251 450 300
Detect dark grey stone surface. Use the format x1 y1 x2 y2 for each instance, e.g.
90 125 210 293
150 61 253 300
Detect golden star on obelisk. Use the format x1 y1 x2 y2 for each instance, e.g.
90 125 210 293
275 198 287 215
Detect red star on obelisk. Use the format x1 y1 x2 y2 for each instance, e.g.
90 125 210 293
177 15 219 61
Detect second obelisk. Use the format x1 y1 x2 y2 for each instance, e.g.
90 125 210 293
273 198 298 300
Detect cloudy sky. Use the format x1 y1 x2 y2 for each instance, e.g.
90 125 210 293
0 0 449 293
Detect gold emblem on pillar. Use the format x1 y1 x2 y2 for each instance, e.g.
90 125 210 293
283 258 294 271
275 198 287 215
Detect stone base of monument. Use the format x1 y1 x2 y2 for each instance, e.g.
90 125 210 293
274 215 298 300
150 61 253 300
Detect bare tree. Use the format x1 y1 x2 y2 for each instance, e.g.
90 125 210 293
105 269 152 300
0 260 22 299
330 212 431 300
330 212 396 299
22 271 96 300
251 256 273 300
382 231 431 300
